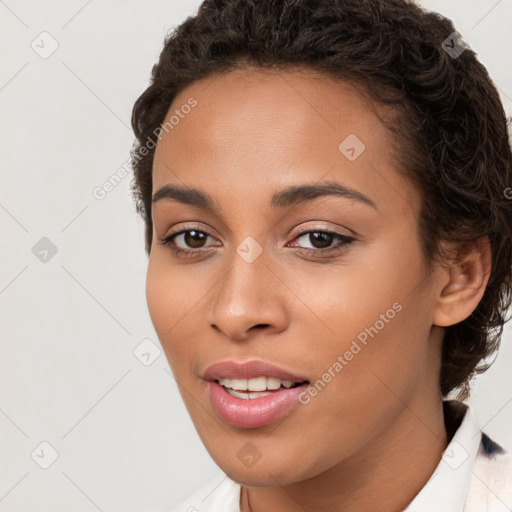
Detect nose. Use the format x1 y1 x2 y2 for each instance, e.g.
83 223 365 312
207 247 289 341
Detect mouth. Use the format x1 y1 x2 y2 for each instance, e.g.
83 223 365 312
203 359 311 428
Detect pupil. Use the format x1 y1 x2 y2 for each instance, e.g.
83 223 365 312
311 232 332 249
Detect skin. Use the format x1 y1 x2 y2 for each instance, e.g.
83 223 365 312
146 68 491 511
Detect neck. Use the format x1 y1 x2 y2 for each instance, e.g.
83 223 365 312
241 395 450 512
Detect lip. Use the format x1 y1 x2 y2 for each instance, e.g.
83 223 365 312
203 359 309 382
207 380 310 428
203 359 310 428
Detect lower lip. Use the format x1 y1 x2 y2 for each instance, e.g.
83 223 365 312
206 380 309 428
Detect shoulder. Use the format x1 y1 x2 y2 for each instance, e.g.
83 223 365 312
465 431 512 511
170 472 241 512
441 400 512 510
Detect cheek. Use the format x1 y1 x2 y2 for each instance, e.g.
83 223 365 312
294 239 431 393
145 258 169 336
288 249 412 343
145 254 213 380
145 252 198 331
145 256 188 360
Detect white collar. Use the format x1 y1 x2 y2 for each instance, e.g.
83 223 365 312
404 400 481 511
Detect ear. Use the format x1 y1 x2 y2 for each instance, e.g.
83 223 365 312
432 236 492 327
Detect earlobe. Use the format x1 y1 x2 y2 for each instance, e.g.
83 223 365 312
433 236 492 327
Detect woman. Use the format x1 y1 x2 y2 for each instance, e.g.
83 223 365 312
130 0 512 510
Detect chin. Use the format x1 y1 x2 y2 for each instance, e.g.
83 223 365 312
225 465 301 488
209 446 309 486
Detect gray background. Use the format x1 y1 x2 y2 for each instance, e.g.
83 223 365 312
1 0 511 510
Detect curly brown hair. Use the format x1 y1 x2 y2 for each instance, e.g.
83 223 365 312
130 0 512 400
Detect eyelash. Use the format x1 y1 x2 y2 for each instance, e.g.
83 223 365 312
158 227 356 259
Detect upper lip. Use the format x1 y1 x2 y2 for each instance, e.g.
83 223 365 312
203 359 309 383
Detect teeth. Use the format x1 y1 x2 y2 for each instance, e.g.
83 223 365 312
266 377 281 390
226 389 274 399
218 377 300 391
230 378 248 390
247 376 267 391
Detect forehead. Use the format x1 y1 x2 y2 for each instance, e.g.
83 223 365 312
152 67 418 217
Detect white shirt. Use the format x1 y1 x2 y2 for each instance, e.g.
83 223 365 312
170 400 512 511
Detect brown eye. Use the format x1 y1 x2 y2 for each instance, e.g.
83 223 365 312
306 232 333 249
181 230 208 248
159 228 219 257
289 229 356 258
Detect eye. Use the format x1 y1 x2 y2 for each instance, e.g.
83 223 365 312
158 227 356 259
158 228 218 258
288 229 356 257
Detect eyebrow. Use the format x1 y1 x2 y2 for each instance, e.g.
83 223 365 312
152 180 378 211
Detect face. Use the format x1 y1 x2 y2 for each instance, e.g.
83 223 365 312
147 68 443 486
